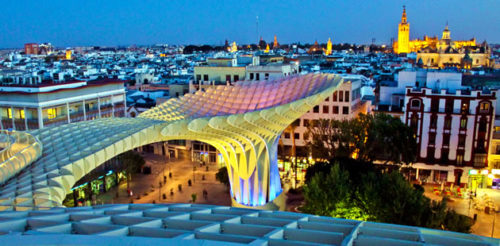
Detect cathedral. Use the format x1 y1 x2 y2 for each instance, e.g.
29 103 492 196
393 6 491 69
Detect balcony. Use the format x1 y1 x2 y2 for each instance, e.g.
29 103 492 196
426 107 470 114
44 116 69 127
473 154 487 168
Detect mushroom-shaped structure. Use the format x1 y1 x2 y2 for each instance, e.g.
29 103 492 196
0 74 342 210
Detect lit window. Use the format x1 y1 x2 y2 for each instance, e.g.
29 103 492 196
19 109 25 119
480 102 490 113
7 108 12 119
460 117 467 129
47 108 57 119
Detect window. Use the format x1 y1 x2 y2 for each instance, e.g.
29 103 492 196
477 138 486 153
342 106 349 115
430 99 439 112
430 114 437 129
427 147 435 161
339 91 343 102
478 117 487 132
233 75 239 82
445 99 453 113
203 74 208 81
428 133 436 145
256 73 260 80
323 105 329 114
47 108 57 119
303 119 309 127
444 116 452 129
19 109 25 119
249 73 254 80
442 133 450 147
460 117 467 129
479 102 490 113
332 106 339 114
332 91 337 102
441 149 449 163
294 133 300 140
7 108 12 119
196 75 201 82
456 153 464 166
458 135 466 147
313 106 319 113
325 97 329 102
410 114 419 131
284 132 290 139
345 91 350 102
265 73 269 80
411 99 421 109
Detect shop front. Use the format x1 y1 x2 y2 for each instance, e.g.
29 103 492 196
467 169 488 190
66 170 126 207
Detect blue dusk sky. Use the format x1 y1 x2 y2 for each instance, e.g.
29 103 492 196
0 0 498 48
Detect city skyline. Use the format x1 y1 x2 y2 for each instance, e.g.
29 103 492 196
1 0 499 48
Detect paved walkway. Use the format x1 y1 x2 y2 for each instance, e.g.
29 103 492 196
423 185 500 238
95 152 231 206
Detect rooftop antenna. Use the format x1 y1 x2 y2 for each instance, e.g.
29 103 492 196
256 15 259 44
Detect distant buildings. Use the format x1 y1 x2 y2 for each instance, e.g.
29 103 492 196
393 6 491 69
24 42 54 55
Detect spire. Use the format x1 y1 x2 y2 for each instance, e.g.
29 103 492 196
273 35 279 49
264 44 270 53
442 22 451 40
325 37 332 55
401 5 407 23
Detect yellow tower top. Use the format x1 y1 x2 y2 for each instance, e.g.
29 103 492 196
273 35 279 49
396 5 410 54
442 22 451 40
264 44 270 53
401 5 407 23
65 49 72 60
230 42 238 53
325 37 332 55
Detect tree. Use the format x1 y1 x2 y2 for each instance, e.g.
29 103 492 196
302 164 370 220
117 150 145 190
305 113 417 165
191 193 197 203
302 160 474 233
215 167 230 187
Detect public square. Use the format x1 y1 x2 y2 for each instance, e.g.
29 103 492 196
95 151 231 207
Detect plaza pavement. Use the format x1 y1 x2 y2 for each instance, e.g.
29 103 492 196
95 152 231 207
423 185 500 238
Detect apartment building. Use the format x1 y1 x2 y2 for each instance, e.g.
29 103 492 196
280 75 371 157
378 70 499 188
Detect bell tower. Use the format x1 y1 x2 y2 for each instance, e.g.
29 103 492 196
397 6 410 54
